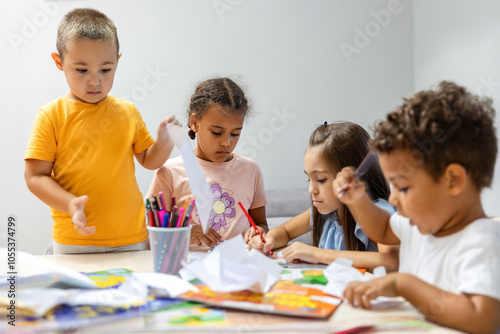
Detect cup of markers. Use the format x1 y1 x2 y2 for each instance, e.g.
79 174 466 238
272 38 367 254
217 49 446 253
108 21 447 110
145 194 194 275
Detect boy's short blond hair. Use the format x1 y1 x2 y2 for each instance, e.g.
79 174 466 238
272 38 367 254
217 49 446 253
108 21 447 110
371 81 497 190
56 8 119 60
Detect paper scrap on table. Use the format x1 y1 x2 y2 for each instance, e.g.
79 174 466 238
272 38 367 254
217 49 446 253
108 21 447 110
0 248 97 289
9 276 148 317
179 235 282 293
323 258 403 309
133 272 198 298
167 123 212 232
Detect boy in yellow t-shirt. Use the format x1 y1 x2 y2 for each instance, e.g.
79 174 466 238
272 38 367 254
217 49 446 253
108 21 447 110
24 8 178 254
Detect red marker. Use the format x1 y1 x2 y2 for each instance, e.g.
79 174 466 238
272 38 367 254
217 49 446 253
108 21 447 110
238 202 273 256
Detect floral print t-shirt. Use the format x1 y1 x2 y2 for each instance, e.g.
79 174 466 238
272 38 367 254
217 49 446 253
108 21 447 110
146 153 268 251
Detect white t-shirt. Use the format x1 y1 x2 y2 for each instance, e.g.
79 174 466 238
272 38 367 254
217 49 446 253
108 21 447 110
390 213 500 301
147 153 268 251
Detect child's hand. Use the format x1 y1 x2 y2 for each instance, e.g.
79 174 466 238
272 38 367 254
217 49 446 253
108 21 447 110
243 226 265 243
157 115 180 145
281 242 319 263
247 235 275 253
343 273 400 309
190 224 223 247
69 196 96 236
332 167 366 203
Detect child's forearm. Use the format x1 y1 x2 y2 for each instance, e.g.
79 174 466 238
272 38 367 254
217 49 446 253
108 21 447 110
26 174 76 214
313 246 399 272
256 221 269 233
347 194 397 245
265 226 291 250
397 274 500 334
137 140 174 170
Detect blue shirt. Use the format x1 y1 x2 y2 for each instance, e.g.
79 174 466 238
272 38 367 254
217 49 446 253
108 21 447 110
310 198 395 251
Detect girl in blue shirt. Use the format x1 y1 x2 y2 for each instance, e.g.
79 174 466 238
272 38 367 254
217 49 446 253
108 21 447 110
248 121 398 272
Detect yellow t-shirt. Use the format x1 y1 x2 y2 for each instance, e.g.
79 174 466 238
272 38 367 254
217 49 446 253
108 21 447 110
25 95 154 246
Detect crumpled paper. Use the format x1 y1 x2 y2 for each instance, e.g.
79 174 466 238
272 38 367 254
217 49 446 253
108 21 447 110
323 258 403 309
9 276 148 316
179 235 282 293
133 272 198 298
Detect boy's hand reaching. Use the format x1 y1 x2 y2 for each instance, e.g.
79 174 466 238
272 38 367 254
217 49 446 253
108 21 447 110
343 273 400 309
157 114 180 145
69 195 96 236
136 115 180 170
190 224 223 247
332 167 366 204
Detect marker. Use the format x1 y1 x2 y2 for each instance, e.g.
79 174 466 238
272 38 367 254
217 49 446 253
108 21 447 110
176 208 185 228
162 212 170 228
338 152 377 198
145 199 155 227
150 196 160 227
182 198 195 227
181 198 190 222
172 212 179 228
186 199 196 227
169 205 178 228
159 192 166 211
238 201 273 256
155 195 166 226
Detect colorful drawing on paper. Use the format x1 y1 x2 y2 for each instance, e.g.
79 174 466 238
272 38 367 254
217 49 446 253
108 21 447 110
147 301 228 327
85 268 134 288
179 270 342 319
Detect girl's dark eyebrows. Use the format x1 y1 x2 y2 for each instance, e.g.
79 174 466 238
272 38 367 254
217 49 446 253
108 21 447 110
304 170 329 175
388 175 407 182
210 125 243 131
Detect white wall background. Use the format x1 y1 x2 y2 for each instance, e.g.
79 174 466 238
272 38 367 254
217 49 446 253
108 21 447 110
413 0 500 216
0 0 497 255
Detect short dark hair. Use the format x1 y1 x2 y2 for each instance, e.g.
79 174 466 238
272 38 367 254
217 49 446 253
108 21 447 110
57 8 119 60
371 81 497 190
187 78 249 140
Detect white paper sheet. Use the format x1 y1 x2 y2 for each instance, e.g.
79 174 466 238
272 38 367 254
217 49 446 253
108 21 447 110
133 272 198 298
323 258 403 309
179 235 282 293
167 123 212 232
0 248 97 289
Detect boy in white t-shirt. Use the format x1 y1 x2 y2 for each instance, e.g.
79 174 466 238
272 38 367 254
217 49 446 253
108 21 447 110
333 81 500 333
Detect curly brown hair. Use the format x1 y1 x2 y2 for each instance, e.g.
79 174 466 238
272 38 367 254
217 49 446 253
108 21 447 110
371 81 497 190
187 78 249 140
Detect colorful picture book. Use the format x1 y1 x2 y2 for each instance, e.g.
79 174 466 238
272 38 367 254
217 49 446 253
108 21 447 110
179 269 342 319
